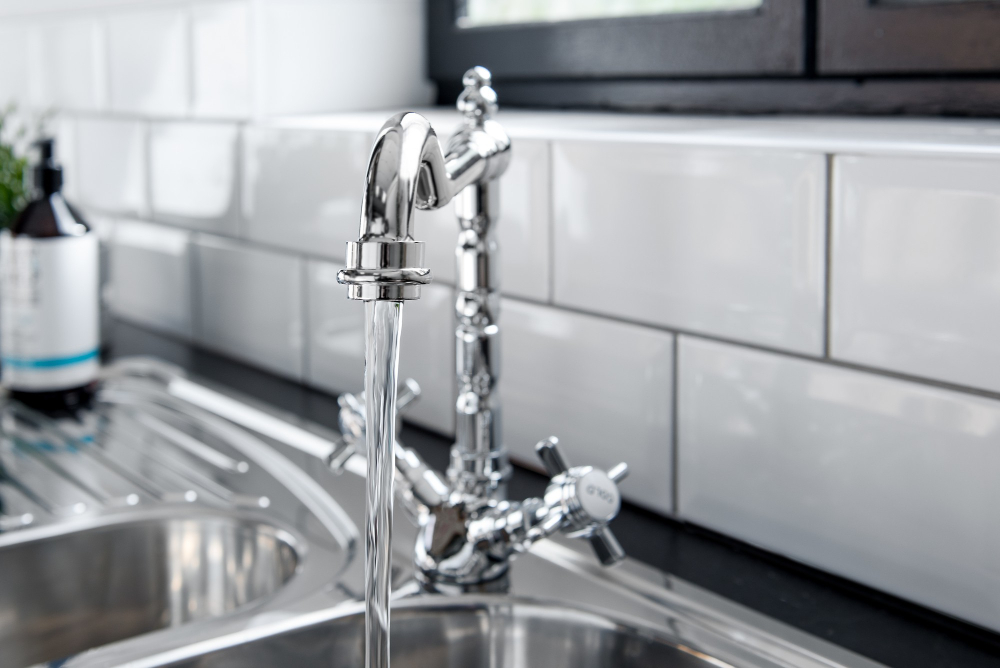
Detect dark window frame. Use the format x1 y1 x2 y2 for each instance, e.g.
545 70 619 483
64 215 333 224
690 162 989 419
428 0 1000 116
428 0 807 81
819 0 1000 75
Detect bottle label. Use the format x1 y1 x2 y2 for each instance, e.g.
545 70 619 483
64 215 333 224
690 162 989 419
0 231 99 391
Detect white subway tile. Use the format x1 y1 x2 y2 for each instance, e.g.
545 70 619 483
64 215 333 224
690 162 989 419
107 7 189 115
503 299 673 514
76 118 146 215
108 220 193 338
831 154 1000 393
0 22 29 107
553 141 826 355
306 259 455 435
30 15 107 111
149 122 240 234
253 0 433 115
398 282 456 435
243 126 372 258
195 235 303 379
417 138 551 301
192 1 251 118
498 138 551 301
305 260 364 395
678 335 1000 632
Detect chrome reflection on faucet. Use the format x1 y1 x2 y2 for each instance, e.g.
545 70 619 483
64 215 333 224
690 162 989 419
337 66 630 599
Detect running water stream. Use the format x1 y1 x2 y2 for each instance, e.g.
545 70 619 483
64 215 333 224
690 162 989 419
363 300 403 668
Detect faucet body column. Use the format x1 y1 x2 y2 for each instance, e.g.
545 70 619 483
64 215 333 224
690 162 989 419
450 179 510 500
337 68 626 596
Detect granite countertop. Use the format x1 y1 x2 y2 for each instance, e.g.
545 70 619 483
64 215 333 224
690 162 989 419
105 319 1000 668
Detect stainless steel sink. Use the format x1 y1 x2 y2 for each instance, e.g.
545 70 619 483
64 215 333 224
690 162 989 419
0 359 359 668
0 511 297 668
157 596 718 668
0 358 884 668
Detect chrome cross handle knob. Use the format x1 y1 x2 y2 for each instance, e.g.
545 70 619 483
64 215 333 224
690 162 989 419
535 437 629 566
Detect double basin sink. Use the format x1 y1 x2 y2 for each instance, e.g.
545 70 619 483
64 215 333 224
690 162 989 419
0 359 881 668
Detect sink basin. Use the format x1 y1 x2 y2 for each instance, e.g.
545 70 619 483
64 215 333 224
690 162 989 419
0 512 298 668
1 359 880 668
152 597 717 668
0 359 359 668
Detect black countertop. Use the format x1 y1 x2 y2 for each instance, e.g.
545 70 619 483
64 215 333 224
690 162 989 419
105 319 1000 668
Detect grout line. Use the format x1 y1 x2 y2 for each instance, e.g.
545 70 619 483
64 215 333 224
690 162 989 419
300 258 310 383
141 117 152 219
234 120 247 239
670 334 680 517
62 108 252 126
184 4 195 117
823 153 834 359
188 231 202 343
499 292 1000 404
546 139 556 305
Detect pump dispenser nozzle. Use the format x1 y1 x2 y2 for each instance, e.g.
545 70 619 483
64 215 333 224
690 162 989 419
32 138 63 197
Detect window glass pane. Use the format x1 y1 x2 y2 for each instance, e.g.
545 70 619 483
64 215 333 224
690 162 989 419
456 0 764 28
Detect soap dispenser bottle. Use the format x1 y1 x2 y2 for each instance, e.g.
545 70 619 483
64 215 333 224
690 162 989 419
0 138 99 412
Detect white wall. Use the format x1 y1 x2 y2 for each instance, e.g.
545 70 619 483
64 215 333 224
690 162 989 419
3 0 1000 637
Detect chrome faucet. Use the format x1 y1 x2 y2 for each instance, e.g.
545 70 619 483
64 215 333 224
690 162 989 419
338 67 629 593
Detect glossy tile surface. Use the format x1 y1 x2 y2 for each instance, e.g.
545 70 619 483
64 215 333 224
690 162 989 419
503 299 673 514
108 220 192 338
307 260 455 435
150 123 240 234
191 1 250 118
831 154 1000 393
242 127 372 258
553 141 826 355
195 235 303 380
0 22 29 106
678 335 1000 633
253 0 433 115
107 7 189 115
76 118 146 216
30 16 107 111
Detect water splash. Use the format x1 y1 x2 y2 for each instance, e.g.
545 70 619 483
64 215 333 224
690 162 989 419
364 300 403 668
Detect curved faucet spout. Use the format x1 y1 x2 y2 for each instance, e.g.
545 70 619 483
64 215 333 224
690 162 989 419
360 112 449 244
339 67 510 303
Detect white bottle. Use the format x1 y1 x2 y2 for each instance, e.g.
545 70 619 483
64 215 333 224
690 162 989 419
0 138 99 412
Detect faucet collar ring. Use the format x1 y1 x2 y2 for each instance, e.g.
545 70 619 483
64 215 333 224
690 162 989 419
338 238 430 301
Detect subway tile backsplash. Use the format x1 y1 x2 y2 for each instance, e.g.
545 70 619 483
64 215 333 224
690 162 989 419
306 261 456 435
253 0 432 116
242 125 373 258
552 140 827 355
106 7 190 115
190 1 251 119
678 335 1000 632
107 220 193 339
75 117 147 216
30 15 107 111
5 2 1000 631
503 299 675 515
831 154 1000 394
149 122 240 234
194 235 304 380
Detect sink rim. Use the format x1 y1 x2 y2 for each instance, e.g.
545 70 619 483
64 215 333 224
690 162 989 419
0 503 304 555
